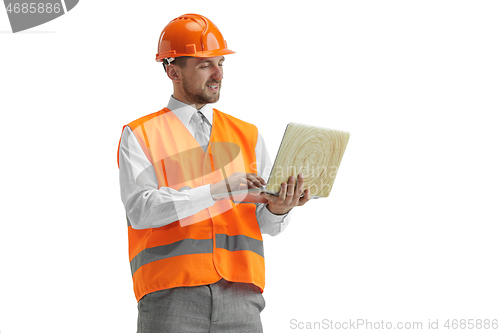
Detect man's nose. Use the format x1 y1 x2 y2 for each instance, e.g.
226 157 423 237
212 66 223 80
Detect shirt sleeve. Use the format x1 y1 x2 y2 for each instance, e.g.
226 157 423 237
119 126 216 230
254 130 292 236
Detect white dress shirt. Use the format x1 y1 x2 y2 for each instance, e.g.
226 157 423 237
118 97 291 235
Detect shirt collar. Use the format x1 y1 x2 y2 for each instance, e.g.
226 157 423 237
167 96 213 127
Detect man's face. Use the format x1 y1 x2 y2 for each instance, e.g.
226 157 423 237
177 56 225 108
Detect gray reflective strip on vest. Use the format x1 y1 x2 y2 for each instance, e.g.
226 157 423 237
130 238 213 276
215 234 264 258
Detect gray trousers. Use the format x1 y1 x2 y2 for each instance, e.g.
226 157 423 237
137 279 265 333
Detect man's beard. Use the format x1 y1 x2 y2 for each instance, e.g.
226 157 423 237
182 80 221 105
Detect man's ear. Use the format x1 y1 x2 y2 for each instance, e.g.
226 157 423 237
166 65 181 83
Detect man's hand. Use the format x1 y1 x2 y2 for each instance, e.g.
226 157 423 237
261 173 311 215
210 172 266 198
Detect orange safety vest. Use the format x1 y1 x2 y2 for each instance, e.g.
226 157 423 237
118 107 265 302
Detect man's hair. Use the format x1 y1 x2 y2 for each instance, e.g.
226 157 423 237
172 56 189 68
163 56 190 72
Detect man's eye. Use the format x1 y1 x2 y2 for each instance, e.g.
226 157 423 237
201 65 209 69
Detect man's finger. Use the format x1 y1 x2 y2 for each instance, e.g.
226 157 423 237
278 182 287 202
246 179 257 188
286 176 295 197
246 173 266 188
250 177 265 188
298 189 311 206
293 173 305 202
261 192 278 204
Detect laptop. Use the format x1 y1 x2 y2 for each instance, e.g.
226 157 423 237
212 122 350 203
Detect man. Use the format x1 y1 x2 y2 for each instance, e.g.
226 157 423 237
118 13 310 332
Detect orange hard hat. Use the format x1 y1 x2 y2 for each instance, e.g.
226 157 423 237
155 14 235 63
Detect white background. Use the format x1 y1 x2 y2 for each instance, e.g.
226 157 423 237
1 1 499 332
